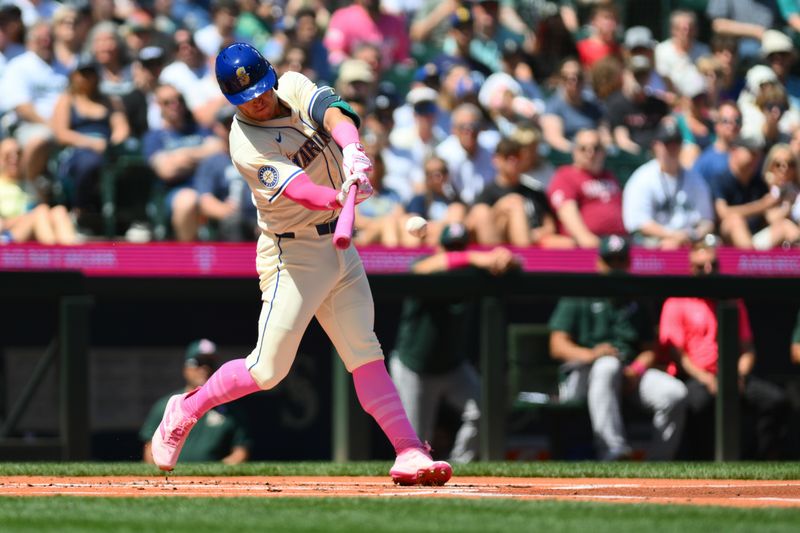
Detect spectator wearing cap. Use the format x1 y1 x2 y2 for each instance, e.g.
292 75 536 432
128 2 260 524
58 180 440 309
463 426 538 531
654 10 709 91
623 118 714 249
547 128 626 248
334 58 375 105
390 86 448 170
761 29 800 100
575 3 621 69
323 0 410 72
606 54 670 155
468 137 570 248
143 83 224 241
672 68 715 169
478 71 544 138
707 0 781 61
194 106 258 242
740 65 800 148
710 136 781 248
622 26 670 103
0 21 68 187
50 57 131 230
540 58 606 154
437 4 493 78
549 235 688 461
692 100 743 186
435 102 497 205
390 222 518 463
122 46 166 138
141 339 253 465
659 239 788 459
193 0 240 59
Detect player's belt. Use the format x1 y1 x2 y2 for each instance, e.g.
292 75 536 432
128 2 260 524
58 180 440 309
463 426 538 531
275 218 339 239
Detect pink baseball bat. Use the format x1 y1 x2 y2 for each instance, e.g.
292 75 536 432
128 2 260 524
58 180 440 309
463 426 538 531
333 184 357 249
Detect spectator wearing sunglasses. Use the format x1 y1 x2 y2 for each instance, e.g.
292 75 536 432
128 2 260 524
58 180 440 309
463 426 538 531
547 129 625 248
540 58 605 154
692 101 743 186
754 143 800 249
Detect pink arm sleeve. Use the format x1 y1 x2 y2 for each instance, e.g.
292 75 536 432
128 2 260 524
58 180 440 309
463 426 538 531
331 121 360 148
283 173 340 210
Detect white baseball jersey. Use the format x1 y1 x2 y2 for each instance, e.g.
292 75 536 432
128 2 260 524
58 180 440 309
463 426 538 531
229 71 384 388
229 71 346 235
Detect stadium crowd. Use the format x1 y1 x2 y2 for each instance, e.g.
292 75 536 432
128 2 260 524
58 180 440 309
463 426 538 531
3 0 800 250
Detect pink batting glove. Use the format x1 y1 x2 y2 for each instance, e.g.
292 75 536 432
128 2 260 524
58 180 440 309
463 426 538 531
341 142 373 177
337 172 373 206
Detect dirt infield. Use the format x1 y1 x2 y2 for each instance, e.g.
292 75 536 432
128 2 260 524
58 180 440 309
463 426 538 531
2 476 800 507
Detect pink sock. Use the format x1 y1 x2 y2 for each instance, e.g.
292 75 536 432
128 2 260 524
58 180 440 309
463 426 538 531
182 359 262 418
352 359 422 454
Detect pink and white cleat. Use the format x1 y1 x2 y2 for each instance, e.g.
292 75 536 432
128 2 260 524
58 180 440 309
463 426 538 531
150 392 198 471
390 444 453 486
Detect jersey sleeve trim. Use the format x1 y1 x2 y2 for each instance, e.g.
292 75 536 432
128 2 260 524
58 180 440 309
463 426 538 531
308 86 333 122
268 168 304 203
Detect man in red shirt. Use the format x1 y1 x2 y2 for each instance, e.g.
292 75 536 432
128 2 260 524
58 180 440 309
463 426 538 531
576 4 621 68
547 128 626 248
659 238 788 459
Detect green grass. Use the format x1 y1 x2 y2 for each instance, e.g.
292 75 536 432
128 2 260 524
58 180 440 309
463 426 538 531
1 497 799 533
3 463 800 532
1 461 800 479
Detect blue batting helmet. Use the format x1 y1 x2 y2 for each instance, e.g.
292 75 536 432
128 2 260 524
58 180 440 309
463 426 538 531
215 43 278 105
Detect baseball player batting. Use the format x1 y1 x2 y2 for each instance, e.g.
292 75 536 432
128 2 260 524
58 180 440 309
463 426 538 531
150 43 452 486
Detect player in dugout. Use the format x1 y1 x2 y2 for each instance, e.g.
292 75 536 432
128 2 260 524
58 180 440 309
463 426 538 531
141 339 252 464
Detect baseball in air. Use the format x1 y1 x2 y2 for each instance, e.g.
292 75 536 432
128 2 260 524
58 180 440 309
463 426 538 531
405 216 428 238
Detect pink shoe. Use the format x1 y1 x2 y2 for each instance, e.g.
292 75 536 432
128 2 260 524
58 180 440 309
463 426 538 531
150 392 198 471
390 444 453 486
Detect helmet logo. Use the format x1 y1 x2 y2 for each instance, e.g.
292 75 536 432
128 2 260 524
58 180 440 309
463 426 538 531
236 66 250 87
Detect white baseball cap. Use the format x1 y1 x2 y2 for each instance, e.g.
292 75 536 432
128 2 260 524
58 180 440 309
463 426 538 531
406 86 438 106
761 30 794 58
624 26 656 50
745 65 779 93
478 72 522 111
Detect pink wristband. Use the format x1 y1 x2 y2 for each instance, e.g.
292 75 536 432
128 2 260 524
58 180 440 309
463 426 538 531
628 360 647 377
331 121 360 148
445 251 470 270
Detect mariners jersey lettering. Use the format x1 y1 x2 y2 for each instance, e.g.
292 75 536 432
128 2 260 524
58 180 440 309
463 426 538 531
229 71 345 234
